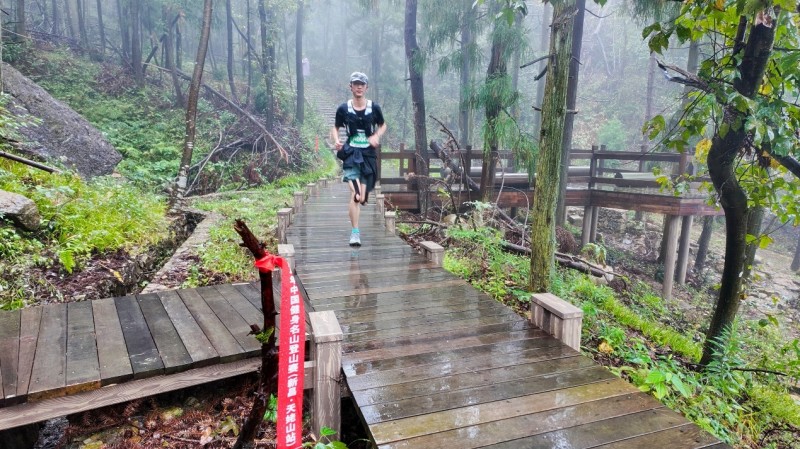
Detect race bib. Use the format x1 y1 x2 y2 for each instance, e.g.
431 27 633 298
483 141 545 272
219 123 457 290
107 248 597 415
350 131 369 148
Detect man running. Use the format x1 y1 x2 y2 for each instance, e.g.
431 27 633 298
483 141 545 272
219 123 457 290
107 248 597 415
331 71 387 246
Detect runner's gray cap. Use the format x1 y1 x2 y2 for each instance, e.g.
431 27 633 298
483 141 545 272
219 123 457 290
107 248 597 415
350 72 369 84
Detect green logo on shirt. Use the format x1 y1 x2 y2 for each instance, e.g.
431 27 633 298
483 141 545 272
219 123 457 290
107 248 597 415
350 131 369 148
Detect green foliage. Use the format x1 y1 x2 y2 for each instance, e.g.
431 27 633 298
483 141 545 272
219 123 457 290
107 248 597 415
304 426 348 449
597 118 629 151
262 394 278 423
0 159 168 307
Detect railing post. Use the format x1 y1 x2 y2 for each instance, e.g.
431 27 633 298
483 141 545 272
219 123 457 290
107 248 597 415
531 293 583 351
419 241 444 267
309 310 343 439
376 194 385 215
384 211 396 234
277 208 292 244
278 244 295 273
318 178 328 188
306 182 317 197
293 191 305 211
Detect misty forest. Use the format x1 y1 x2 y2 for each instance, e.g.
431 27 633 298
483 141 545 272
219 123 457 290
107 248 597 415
1 0 800 448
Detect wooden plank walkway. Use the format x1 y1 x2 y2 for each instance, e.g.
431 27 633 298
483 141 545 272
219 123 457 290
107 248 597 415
0 283 265 411
0 179 728 448
291 181 728 448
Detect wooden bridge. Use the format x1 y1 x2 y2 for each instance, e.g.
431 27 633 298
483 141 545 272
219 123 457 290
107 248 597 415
0 180 728 448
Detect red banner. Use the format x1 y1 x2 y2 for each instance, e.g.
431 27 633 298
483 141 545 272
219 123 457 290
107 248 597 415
255 254 305 449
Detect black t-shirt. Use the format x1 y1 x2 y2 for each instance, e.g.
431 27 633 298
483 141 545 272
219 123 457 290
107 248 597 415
335 101 385 150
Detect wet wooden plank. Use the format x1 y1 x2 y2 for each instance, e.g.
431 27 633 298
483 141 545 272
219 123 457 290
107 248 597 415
214 284 262 327
233 283 262 311
336 297 510 326
301 270 456 290
483 407 689 448
590 422 724 449
195 286 260 356
371 379 639 444
177 288 243 362
359 366 616 424
157 290 218 367
378 392 661 449
137 293 193 374
340 306 519 337
65 302 100 394
309 282 469 309
28 304 67 400
91 298 133 386
343 327 545 369
0 309 20 404
357 355 595 406
347 343 578 392
115 295 164 379
344 333 563 377
16 307 42 400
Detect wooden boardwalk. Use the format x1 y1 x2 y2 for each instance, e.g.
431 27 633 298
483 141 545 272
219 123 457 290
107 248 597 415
0 180 728 448
290 182 727 448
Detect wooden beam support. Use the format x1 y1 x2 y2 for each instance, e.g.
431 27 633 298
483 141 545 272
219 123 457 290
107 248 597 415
662 214 681 300
309 311 343 439
676 216 694 285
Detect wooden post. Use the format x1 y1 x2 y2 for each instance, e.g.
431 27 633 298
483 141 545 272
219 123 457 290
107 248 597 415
662 214 681 299
278 244 295 273
598 144 607 177
376 194 385 215
374 184 381 198
589 207 599 243
309 310 343 438
464 145 473 180
385 211 396 234
419 241 444 267
306 182 317 196
581 206 594 247
293 191 304 211
318 178 328 188
676 215 694 285
531 293 583 351
277 208 292 244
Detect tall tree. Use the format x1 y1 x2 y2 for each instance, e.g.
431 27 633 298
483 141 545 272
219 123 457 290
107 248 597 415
479 2 511 202
554 0 586 226
64 0 76 38
164 6 184 107
173 0 213 208
405 0 428 182
95 0 106 59
259 0 276 132
117 0 130 64
646 5 800 364
225 0 240 104
529 0 576 292
295 0 305 124
76 0 88 49
15 0 27 42
52 0 61 35
130 0 143 86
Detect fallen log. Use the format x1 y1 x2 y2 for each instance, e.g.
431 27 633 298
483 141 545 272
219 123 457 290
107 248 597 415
501 240 614 279
0 148 61 173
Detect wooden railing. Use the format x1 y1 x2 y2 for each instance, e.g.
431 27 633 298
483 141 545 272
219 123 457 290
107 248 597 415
378 143 704 191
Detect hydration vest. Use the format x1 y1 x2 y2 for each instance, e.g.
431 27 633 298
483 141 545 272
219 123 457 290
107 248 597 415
345 99 375 140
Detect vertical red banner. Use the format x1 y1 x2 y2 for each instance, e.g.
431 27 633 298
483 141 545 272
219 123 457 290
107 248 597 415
277 260 305 449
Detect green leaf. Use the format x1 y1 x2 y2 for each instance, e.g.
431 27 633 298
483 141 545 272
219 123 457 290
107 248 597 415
320 426 337 438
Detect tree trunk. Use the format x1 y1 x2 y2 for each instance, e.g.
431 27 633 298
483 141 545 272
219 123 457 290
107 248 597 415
130 0 143 86
15 0 27 42
742 205 764 282
530 0 576 293
164 7 184 107
701 16 774 366
405 0 428 182
532 3 550 139
791 234 800 272
245 0 252 106
231 220 279 449
259 0 275 132
225 0 240 104
117 0 130 65
95 0 105 59
694 215 716 273
76 0 87 49
458 0 474 149
52 0 60 35
555 0 586 226
294 0 304 124
175 20 182 71
479 7 508 203
370 0 381 103
173 0 213 207
64 0 76 38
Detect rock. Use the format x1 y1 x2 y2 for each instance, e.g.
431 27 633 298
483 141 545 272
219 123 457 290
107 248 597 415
0 190 40 230
567 214 583 226
2 63 121 178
